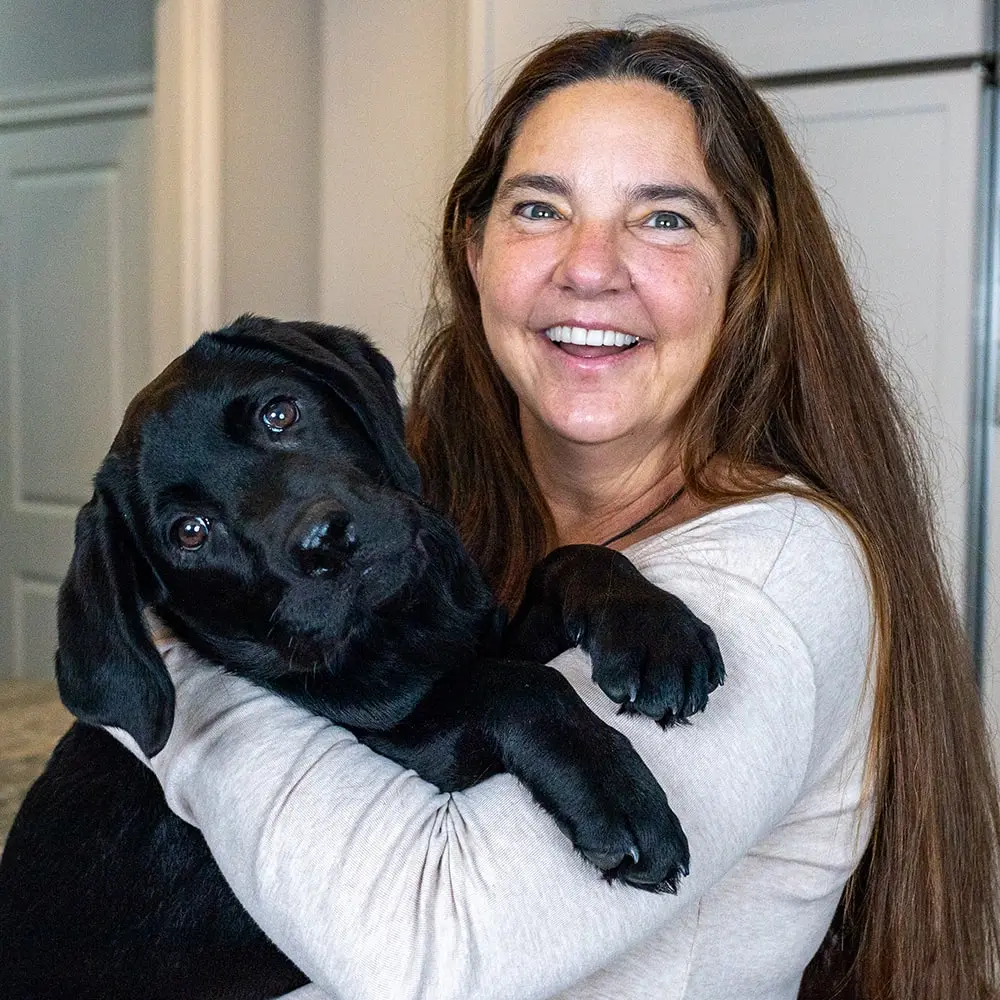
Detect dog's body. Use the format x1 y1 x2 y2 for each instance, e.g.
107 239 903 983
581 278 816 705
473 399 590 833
0 317 722 1000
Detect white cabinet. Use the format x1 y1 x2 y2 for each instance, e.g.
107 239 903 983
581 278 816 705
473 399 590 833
765 70 1000 767
600 0 989 76
464 3 1000 772
765 69 985 600
468 0 990 110
468 5 987 606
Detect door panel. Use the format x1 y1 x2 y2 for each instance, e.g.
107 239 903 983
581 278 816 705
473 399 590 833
765 69 984 603
471 0 988 108
598 0 986 76
0 112 150 679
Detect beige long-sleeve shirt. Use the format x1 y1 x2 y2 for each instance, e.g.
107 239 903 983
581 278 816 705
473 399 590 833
123 493 874 1000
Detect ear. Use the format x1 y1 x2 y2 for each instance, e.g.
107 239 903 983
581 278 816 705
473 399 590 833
216 316 422 496
56 487 174 757
466 237 482 292
307 330 423 497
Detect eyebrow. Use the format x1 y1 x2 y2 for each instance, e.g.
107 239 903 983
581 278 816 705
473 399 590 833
625 183 723 226
495 172 724 227
495 172 572 202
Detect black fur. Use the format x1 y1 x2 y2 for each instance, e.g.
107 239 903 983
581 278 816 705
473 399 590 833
0 316 723 1000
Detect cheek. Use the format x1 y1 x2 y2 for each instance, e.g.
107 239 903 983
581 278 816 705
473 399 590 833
645 256 730 341
477 233 551 321
482 321 526 396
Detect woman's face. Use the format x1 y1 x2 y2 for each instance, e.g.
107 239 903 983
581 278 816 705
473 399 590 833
468 79 740 460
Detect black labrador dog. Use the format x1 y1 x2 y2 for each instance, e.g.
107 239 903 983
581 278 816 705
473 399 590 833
0 316 722 1000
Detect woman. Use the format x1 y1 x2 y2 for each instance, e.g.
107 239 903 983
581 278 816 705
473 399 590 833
127 25 1000 999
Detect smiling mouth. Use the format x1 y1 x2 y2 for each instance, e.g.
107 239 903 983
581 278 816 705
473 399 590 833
544 325 639 348
542 325 641 359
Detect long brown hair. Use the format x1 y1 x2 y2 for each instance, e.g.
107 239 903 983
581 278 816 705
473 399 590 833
406 25 1000 999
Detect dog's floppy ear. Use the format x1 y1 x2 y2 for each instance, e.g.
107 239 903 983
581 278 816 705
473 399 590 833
215 315 422 496
56 484 174 757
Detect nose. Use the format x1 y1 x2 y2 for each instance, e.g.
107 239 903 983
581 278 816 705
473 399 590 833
291 500 358 576
552 219 630 297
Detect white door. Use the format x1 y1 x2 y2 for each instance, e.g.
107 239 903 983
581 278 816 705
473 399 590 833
0 112 151 680
764 69 984 605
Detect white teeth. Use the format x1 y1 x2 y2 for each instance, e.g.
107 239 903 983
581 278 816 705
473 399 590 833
544 325 639 348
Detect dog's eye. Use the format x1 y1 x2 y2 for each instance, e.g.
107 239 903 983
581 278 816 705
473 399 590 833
261 398 300 432
172 516 211 550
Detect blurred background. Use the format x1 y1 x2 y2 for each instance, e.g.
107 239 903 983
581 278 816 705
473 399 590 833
1 0 999 840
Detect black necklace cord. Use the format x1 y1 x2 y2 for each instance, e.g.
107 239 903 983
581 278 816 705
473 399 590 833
598 484 686 548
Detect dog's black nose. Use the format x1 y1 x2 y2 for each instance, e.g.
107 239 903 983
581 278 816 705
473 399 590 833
292 502 357 576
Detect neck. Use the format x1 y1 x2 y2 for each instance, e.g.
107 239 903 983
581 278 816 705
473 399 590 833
521 419 687 549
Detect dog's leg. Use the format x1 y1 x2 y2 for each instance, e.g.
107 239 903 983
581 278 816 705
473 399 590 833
504 545 724 725
366 659 690 893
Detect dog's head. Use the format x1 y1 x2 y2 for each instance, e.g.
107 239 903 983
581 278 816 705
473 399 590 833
55 316 474 756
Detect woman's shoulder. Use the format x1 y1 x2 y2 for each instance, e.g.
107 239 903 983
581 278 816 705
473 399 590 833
627 491 874 722
627 490 868 596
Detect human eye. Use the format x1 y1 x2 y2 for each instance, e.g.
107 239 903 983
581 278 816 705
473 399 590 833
513 201 563 221
642 210 692 231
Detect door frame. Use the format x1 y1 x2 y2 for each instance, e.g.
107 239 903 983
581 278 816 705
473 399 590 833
150 0 224 372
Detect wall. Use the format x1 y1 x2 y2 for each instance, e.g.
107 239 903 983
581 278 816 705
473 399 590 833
150 0 322 371
221 1 321 322
320 0 467 384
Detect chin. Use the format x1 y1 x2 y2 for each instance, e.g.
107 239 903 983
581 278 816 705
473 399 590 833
538 411 637 447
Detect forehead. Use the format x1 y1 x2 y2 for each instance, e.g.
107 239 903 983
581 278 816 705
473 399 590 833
503 78 713 191
132 352 323 452
130 357 303 465
125 355 371 505
136 353 312 428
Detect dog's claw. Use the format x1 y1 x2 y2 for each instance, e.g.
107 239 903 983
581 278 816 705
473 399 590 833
580 845 639 871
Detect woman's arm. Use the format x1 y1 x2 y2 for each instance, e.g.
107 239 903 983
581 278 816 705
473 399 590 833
130 563 824 1000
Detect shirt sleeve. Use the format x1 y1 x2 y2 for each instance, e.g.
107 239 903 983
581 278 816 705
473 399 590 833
130 562 822 1000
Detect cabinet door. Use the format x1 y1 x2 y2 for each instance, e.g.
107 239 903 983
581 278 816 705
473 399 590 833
983 150 1000 768
765 69 983 606
598 0 989 76
0 113 151 680
468 0 989 106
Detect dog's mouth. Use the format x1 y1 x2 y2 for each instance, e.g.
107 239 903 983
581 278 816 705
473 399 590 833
353 528 431 610
254 528 430 674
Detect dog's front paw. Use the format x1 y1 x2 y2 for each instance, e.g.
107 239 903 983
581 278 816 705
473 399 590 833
583 580 724 727
565 726 689 893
